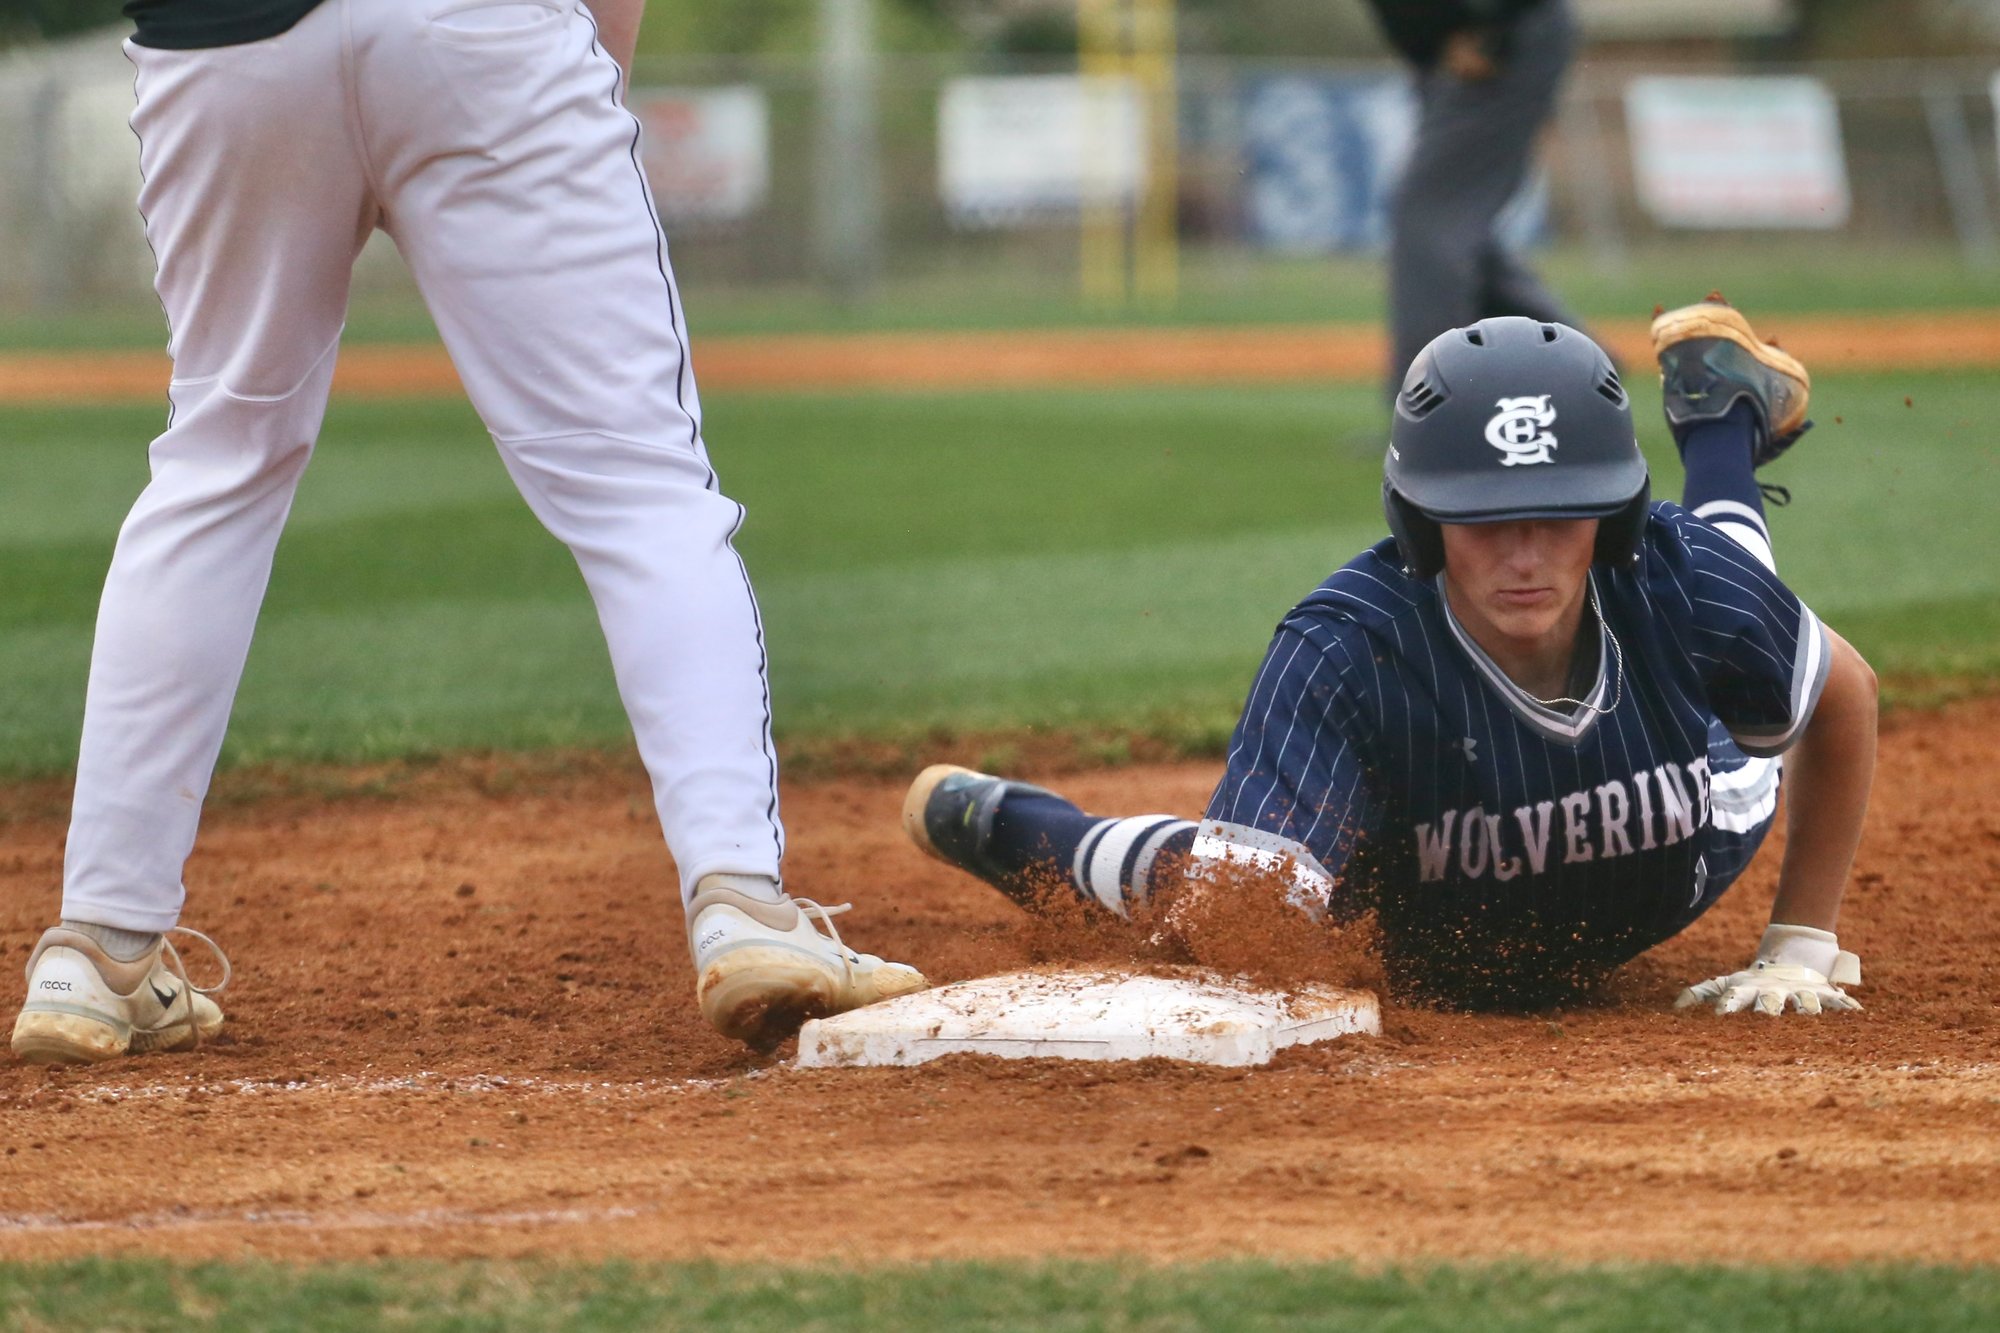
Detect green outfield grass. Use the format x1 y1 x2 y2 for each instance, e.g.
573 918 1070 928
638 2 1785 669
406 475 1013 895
0 370 1995 777
4 240 2000 348
2 1259 1998 1331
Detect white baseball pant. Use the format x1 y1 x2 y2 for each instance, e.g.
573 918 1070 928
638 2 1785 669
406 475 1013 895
63 0 784 932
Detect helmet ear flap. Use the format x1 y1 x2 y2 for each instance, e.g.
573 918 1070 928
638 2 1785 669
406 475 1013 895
1383 482 1445 578
1594 476 1652 568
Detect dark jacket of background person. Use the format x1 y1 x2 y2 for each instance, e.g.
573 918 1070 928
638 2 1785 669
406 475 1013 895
1365 0 1553 68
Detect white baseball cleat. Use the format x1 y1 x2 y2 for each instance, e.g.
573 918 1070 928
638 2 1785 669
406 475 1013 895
11 925 229 1065
687 876 927 1050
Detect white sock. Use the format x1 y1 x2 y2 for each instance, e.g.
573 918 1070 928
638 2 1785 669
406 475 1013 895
691 873 786 907
63 919 161 962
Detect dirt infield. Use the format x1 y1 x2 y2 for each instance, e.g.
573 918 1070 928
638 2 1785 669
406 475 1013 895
8 309 2000 402
1 697 1997 1266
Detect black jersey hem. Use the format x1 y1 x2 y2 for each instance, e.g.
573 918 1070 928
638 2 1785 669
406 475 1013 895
127 0 328 51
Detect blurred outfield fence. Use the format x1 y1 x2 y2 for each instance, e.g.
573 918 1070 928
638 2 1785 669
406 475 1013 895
4 26 2000 312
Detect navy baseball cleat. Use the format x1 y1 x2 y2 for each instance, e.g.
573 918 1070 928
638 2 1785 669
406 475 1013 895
902 764 1057 884
1651 294 1812 467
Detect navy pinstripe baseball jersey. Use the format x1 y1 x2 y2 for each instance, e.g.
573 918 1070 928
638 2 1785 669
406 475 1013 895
1199 502 1829 1004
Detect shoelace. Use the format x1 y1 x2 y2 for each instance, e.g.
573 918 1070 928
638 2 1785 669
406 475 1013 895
160 927 231 1051
790 898 860 985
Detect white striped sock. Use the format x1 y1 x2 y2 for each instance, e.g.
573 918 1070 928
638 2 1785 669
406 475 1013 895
1074 816 1194 917
1693 500 1777 573
1128 819 1197 905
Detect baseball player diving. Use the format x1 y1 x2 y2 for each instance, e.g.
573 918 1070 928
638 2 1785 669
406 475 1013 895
907 301 1877 1015
11 0 923 1064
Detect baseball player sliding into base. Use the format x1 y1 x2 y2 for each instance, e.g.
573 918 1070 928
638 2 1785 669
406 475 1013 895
11 0 924 1064
908 302 1876 1015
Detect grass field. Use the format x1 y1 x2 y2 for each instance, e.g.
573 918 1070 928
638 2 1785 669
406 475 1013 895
5 1259 2000 1331
6 239 2000 349
1 371 1996 776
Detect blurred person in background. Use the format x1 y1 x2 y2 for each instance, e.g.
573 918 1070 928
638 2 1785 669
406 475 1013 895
1369 0 1584 392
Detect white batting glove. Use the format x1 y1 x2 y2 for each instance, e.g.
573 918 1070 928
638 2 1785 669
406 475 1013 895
1675 924 1863 1016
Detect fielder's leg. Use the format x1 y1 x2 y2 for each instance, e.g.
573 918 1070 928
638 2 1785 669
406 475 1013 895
363 0 781 901
353 0 920 1045
903 766 1196 918
19 12 375 1063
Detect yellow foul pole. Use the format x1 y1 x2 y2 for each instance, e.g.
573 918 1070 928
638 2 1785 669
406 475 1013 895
1077 0 1125 306
1076 0 1177 307
1132 0 1178 304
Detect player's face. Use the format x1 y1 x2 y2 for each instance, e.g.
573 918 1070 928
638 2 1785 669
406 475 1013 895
1439 519 1598 649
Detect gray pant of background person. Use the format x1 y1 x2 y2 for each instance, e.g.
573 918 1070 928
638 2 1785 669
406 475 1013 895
1387 0 1580 392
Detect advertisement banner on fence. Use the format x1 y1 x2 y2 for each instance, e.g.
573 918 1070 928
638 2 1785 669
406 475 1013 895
1240 74 1546 254
938 74 1146 226
632 85 770 225
1242 74 1415 252
1625 76 1849 228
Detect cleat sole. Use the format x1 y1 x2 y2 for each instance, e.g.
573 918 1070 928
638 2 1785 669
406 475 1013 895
1650 302 1811 443
1650 304 1810 388
698 945 843 1049
10 1009 130 1065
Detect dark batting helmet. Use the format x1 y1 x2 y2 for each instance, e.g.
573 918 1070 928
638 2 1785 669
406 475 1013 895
1382 317 1650 578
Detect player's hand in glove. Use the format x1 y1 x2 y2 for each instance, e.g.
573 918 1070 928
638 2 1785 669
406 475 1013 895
1677 961 1858 1015
1676 923 1862 1016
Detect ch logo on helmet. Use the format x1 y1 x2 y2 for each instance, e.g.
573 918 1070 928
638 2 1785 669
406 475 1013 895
1485 395 1558 466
